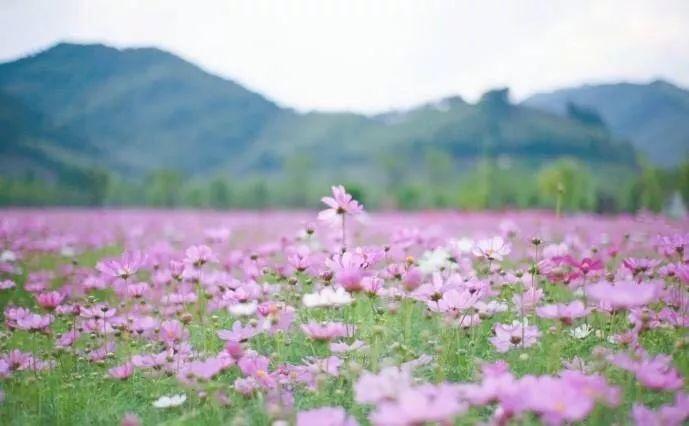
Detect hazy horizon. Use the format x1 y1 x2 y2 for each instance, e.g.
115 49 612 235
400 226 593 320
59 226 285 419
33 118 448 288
2 0 688 113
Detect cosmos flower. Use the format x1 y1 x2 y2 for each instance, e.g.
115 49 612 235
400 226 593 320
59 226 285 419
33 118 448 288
15 313 54 332
303 287 353 308
297 406 359 426
569 324 594 339
152 394 186 408
301 322 356 341
588 281 661 310
0 280 15 290
537 300 589 324
490 320 541 352
108 362 134 380
472 236 511 261
326 252 368 292
317 185 364 225
97 250 146 280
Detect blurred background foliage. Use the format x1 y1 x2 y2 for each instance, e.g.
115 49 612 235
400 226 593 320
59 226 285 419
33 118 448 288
1 156 686 214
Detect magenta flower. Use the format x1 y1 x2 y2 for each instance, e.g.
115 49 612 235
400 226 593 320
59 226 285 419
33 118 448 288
318 185 364 224
36 291 65 311
108 362 134 380
301 322 356 341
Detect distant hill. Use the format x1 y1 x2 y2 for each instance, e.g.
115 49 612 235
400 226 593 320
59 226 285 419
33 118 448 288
0 42 637 185
523 80 689 167
0 43 281 175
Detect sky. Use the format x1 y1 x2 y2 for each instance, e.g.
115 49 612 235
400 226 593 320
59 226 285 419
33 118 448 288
1 0 688 113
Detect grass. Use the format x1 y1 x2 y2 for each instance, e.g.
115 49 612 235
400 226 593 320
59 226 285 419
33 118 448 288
0 247 687 426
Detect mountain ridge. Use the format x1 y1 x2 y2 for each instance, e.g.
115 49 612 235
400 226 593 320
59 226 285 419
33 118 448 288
0 42 645 184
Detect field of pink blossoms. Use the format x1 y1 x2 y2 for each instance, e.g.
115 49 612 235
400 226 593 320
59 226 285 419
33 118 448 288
1 186 689 425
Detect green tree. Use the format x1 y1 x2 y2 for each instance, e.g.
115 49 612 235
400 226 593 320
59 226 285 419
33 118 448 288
208 178 231 209
537 159 595 212
628 165 664 212
147 169 183 207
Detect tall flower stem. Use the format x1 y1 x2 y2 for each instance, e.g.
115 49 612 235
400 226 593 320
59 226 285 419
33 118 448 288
341 214 347 252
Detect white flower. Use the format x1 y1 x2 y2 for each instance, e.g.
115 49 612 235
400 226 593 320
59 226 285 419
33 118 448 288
472 236 511 261
153 394 186 408
60 246 76 258
303 286 353 308
569 324 593 339
0 250 16 263
418 248 453 274
475 300 508 316
449 238 475 255
229 301 257 316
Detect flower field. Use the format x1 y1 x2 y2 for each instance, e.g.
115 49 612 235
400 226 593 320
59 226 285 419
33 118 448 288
0 187 688 425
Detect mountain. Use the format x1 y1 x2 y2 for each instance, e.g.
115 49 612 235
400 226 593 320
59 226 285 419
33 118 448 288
0 42 281 174
523 80 689 167
0 89 98 181
0 42 637 185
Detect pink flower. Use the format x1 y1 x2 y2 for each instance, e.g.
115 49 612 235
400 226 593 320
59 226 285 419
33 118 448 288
4 306 31 329
36 291 65 311
217 321 259 342
318 185 364 224
632 392 689 426
608 350 684 391
120 413 141 426
109 362 134 380
15 312 54 332
536 300 589 324
588 281 660 310
297 406 359 426
158 320 188 345
126 282 149 298
184 245 217 267
428 289 480 316
490 320 541 352
97 250 146 279
623 257 661 276
512 286 543 312
370 384 467 426
472 236 511 261
301 322 356 341
0 280 15 290
330 340 367 353
238 353 275 388
177 355 233 384
326 252 367 292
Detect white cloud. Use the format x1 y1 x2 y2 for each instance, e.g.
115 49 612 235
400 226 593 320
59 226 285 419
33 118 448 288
1 0 687 113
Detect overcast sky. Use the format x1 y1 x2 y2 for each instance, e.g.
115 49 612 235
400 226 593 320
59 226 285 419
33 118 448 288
2 0 688 113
